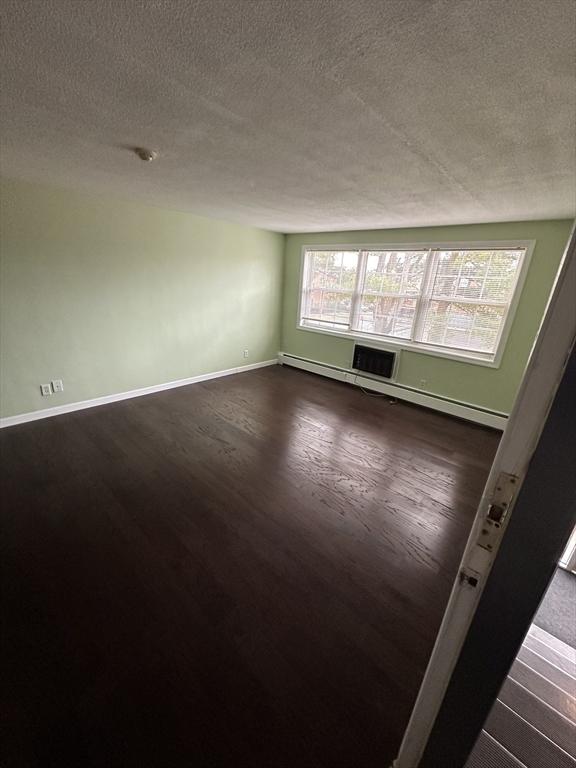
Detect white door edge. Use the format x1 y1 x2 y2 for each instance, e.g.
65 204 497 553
559 525 576 573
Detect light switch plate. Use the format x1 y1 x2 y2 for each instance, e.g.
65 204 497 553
51 379 64 393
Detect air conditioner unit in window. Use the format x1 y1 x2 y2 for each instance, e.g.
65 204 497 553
352 345 397 379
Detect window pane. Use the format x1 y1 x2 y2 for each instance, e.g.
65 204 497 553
432 249 524 302
362 250 428 296
308 250 359 291
419 249 525 354
355 296 417 338
421 300 505 353
301 250 359 329
305 290 353 327
353 250 428 339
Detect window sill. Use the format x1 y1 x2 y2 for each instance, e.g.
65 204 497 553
296 323 502 369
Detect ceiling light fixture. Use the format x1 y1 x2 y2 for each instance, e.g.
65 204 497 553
133 147 158 162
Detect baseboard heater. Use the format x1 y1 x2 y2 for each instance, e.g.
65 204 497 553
278 352 507 430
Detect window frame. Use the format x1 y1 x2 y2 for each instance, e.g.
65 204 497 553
296 240 535 368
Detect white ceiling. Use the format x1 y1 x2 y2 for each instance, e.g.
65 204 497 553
1 0 575 233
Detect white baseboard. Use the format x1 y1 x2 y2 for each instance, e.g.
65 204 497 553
278 352 507 430
0 359 278 429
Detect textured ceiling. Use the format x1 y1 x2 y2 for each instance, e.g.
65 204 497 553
1 0 575 232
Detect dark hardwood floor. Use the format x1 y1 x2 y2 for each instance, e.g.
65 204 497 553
0 365 500 768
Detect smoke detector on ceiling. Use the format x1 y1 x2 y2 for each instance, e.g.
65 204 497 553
133 147 158 162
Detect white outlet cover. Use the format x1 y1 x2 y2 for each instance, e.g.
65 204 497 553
40 384 52 396
51 379 64 393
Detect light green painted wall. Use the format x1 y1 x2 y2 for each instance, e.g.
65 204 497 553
282 221 572 414
0 178 284 418
1 177 570 420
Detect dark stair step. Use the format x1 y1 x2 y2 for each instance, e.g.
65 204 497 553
524 634 576 677
529 625 576 661
509 659 576 722
465 730 527 768
484 699 576 768
500 677 576 755
518 646 576 697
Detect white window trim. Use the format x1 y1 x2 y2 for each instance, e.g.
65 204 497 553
296 240 535 369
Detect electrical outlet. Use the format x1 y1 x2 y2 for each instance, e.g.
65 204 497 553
420 378 427 389
40 384 52 396
51 379 64 393
243 349 249 358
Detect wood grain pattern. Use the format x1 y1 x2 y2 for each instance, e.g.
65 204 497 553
0 366 499 767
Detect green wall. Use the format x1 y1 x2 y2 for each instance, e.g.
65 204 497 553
1 176 570 420
0 178 284 418
282 221 572 414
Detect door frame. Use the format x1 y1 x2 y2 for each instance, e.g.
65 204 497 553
392 223 576 767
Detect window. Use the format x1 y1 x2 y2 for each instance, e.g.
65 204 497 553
299 245 528 363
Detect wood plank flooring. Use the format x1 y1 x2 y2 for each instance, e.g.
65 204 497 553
0 365 500 768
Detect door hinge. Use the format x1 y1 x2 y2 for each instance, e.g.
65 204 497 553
477 472 519 553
